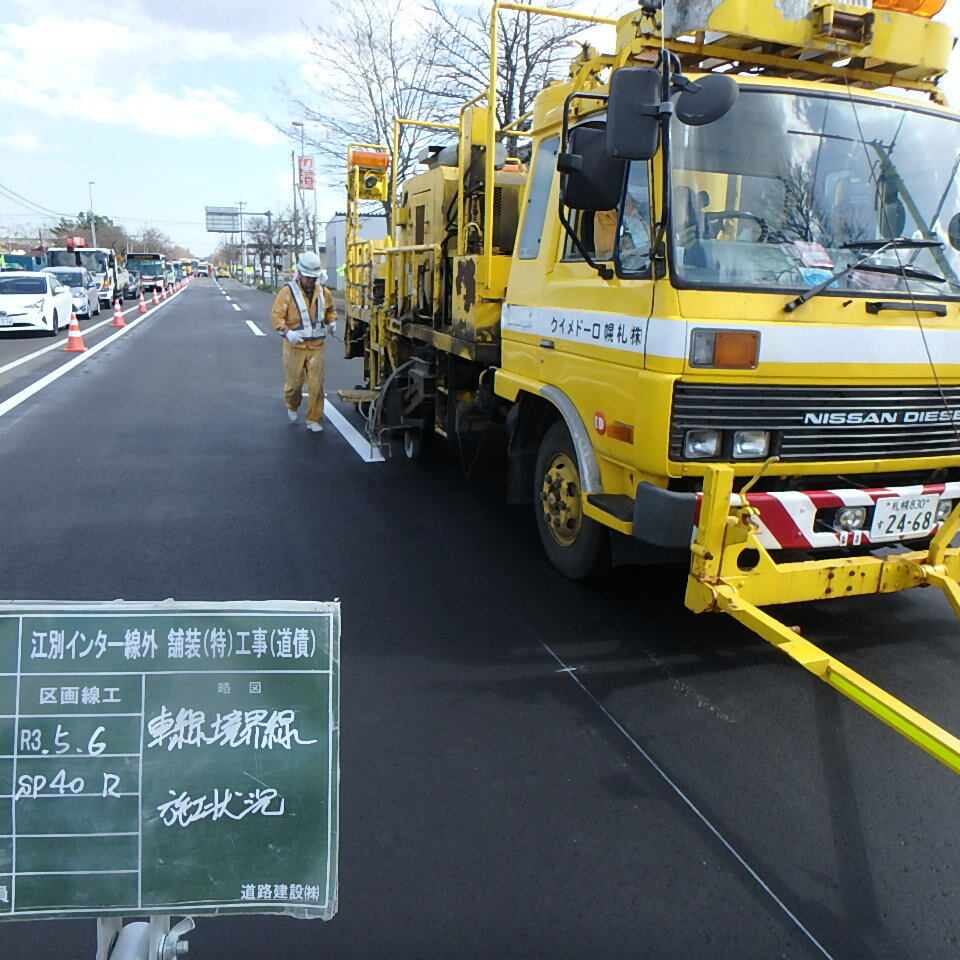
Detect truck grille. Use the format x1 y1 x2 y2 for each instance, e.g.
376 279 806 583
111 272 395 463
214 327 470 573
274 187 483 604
670 383 960 462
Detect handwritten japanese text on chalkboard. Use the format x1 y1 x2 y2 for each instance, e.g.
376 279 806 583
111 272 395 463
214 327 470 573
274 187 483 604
0 603 340 922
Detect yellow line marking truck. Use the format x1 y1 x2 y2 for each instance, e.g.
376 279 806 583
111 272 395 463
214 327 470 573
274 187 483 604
342 0 960 774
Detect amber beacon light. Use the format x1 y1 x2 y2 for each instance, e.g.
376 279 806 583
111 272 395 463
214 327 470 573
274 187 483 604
872 0 946 16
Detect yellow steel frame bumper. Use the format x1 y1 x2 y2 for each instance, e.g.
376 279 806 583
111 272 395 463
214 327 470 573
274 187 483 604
686 465 960 775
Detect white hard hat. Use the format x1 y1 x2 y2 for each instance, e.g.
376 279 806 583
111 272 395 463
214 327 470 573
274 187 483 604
297 251 323 277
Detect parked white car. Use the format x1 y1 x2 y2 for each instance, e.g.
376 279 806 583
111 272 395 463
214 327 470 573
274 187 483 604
0 271 74 336
42 266 101 319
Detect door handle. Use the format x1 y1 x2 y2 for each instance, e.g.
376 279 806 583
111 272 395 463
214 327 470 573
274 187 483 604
866 300 947 316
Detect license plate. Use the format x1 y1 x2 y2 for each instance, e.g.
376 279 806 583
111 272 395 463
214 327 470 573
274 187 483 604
0 318 13 327
871 494 938 540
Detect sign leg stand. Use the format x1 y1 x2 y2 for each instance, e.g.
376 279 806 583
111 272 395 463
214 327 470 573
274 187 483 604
97 916 194 960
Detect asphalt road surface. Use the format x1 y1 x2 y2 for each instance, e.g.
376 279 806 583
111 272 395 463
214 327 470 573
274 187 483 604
2 277 960 959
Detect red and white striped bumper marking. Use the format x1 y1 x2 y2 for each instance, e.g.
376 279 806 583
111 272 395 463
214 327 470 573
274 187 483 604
694 481 960 550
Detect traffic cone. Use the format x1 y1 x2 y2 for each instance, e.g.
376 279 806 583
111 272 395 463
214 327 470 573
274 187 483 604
152 289 160 306
63 313 87 352
111 300 126 328
138 292 147 313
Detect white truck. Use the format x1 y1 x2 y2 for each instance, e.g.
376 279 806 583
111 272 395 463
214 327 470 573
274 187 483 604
47 243 129 309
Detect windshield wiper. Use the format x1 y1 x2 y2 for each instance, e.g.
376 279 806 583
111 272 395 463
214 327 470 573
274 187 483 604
841 238 943 251
852 262 945 284
784 238 945 312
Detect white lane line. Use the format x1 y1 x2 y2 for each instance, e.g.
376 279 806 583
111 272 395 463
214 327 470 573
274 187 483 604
245 320 265 337
0 287 185 422
537 638 836 960
323 399 384 463
0 303 141 378
232 304 241 312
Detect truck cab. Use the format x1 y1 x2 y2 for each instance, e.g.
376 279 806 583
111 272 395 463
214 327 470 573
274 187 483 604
47 244 128 308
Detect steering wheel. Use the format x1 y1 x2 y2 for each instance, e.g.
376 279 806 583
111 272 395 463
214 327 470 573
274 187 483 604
703 210 768 242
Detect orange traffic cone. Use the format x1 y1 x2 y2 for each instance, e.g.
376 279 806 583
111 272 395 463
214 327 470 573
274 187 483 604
152 289 160 306
111 300 126 328
138 292 147 313
63 313 87 352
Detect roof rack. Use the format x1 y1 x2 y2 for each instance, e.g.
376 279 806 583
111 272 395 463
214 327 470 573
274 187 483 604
616 1 952 101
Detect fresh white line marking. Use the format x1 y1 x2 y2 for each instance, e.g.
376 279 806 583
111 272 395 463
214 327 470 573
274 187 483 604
245 320 265 337
225 296 232 301
323 399 384 462
0 303 139 378
232 303 241 312
538 638 835 960
0 287 185 421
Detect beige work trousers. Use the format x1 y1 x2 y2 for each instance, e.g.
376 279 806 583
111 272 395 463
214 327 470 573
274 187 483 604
282 339 325 423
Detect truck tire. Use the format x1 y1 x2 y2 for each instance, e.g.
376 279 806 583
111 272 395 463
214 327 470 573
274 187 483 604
534 420 609 579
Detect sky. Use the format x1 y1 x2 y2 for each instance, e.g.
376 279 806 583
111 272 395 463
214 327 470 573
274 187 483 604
0 0 959 257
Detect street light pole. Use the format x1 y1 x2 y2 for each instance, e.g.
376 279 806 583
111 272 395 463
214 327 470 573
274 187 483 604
236 200 245 282
290 150 299 258
88 181 98 247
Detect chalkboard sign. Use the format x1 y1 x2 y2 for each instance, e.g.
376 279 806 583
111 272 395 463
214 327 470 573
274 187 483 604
0 601 339 922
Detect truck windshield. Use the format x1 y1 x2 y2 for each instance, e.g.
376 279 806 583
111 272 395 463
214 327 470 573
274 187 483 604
49 250 106 272
669 87 960 300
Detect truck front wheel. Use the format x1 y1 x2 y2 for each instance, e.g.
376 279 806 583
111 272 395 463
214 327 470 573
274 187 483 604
534 421 609 579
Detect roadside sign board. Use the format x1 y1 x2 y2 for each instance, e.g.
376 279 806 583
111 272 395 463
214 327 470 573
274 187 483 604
298 158 315 191
204 207 241 233
0 601 339 921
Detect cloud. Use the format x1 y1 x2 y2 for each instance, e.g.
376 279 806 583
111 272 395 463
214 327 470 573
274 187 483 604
0 128 44 151
0 12 305 145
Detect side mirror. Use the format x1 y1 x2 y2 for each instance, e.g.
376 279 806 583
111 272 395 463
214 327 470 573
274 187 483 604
674 74 738 126
558 126 625 211
606 68 662 161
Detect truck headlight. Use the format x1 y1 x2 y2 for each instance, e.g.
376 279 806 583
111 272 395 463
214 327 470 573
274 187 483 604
732 430 770 459
836 506 867 531
684 429 720 459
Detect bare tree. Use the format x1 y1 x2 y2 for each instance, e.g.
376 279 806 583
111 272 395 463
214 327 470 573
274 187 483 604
425 0 590 128
281 0 452 217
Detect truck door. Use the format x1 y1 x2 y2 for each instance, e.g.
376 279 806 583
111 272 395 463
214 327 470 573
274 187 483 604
540 153 655 465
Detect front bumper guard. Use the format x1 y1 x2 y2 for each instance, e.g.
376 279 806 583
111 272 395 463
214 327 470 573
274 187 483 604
686 464 960 776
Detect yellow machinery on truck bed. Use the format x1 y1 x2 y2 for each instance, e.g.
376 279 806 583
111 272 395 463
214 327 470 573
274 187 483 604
342 0 960 774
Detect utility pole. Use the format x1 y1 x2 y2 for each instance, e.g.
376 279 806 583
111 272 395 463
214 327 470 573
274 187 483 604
291 150 299 259
266 211 276 287
88 181 98 247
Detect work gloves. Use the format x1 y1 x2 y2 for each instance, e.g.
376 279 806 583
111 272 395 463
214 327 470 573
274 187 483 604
328 320 337 336
285 329 304 344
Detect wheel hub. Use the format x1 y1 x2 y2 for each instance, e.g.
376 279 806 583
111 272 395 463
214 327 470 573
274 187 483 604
540 453 582 546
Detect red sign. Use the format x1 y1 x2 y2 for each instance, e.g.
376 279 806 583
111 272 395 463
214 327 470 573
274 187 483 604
65 236 87 250
298 156 315 191
594 412 606 435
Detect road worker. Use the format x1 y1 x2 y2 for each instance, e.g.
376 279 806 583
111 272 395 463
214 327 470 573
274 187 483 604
271 252 337 432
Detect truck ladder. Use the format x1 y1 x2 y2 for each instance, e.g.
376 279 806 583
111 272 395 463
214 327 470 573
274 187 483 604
686 465 960 775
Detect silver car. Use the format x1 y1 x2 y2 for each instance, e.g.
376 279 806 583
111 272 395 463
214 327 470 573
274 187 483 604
42 266 101 319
